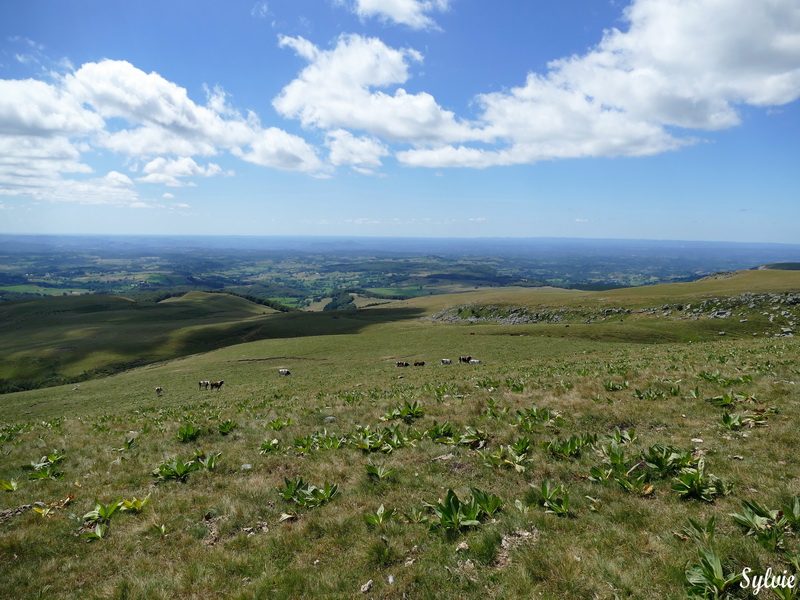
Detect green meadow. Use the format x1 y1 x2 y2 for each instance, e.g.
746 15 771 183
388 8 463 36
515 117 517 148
1 270 799 599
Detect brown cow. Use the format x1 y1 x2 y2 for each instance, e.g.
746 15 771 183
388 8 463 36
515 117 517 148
210 380 224 390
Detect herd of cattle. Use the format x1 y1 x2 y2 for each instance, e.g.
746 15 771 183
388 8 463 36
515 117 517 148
155 357 480 395
395 356 481 367
198 380 225 390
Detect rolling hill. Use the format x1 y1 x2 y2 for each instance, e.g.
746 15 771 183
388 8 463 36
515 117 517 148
2 271 799 395
1 271 799 599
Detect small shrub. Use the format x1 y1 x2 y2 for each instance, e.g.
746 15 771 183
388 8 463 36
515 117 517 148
365 460 396 481
176 423 201 443
83 499 123 524
382 400 424 423
364 504 397 527
684 546 743 599
529 480 572 517
154 457 200 482
603 380 629 392
426 489 481 537
259 439 281 455
671 459 731 503
120 494 150 514
218 420 238 435
278 477 339 509
267 417 292 431
403 506 428 524
681 516 716 544
0 479 20 491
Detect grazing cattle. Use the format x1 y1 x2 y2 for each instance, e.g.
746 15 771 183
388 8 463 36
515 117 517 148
469 359 482 365
278 368 291 376
210 380 224 390
155 386 164 396
459 356 472 364
396 361 410 367
413 361 425 367
199 380 210 390
441 359 452 365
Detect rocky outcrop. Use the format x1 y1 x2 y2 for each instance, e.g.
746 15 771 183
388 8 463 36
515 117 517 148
428 292 800 331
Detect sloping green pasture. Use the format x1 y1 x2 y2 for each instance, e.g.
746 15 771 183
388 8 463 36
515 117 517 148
1 272 799 599
0 292 422 393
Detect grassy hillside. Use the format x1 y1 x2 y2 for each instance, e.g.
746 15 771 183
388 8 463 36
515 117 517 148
0 292 267 392
3 270 797 395
757 263 800 271
393 269 800 314
1 272 799 599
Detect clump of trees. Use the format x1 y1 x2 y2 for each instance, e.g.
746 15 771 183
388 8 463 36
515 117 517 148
323 291 356 311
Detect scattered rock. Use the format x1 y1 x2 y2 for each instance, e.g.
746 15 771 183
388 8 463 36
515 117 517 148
456 541 469 552
0 505 32 526
202 513 228 546
709 310 732 319
494 528 538 569
360 579 373 593
243 521 269 536
431 453 456 462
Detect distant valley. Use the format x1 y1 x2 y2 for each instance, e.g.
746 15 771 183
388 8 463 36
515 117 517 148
1 235 799 307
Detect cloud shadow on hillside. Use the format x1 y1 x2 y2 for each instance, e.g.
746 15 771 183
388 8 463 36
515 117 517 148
171 306 428 354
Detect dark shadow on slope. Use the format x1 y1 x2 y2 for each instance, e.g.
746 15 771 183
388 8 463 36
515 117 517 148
171 307 426 354
0 294 425 393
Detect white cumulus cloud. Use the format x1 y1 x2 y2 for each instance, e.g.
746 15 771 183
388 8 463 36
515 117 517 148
326 129 389 172
340 0 450 30
232 127 326 173
274 34 478 144
397 0 800 168
0 58 330 205
138 157 225 186
64 60 256 157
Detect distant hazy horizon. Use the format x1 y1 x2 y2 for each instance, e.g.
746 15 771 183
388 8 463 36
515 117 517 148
2 232 799 259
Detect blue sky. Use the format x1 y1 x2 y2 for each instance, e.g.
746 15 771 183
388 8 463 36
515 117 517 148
1 0 798 243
